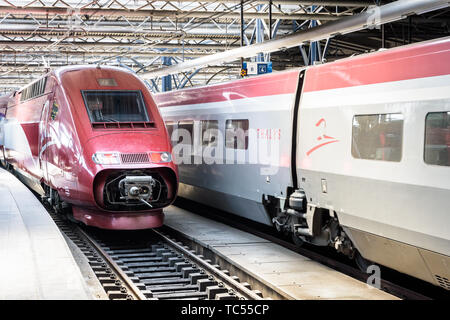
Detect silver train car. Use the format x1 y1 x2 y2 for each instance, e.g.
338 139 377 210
154 37 450 290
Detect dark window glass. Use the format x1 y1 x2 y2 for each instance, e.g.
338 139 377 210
424 112 450 166
177 121 194 145
352 113 403 162
20 77 47 102
82 90 149 123
165 121 176 144
165 121 175 137
226 119 249 150
201 120 219 147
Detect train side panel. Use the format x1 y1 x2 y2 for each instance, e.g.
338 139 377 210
298 38 450 288
0 93 9 166
156 70 300 225
3 79 51 192
41 75 81 201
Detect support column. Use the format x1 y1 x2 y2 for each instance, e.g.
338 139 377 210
269 0 272 40
309 5 319 65
256 4 264 62
161 56 172 92
240 0 245 67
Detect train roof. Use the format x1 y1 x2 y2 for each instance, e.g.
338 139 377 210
303 35 450 93
154 35 450 107
14 64 135 94
53 64 133 77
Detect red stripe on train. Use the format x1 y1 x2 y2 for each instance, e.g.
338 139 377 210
303 37 450 92
154 38 450 105
154 70 300 108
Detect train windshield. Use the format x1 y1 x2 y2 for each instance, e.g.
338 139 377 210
82 90 150 123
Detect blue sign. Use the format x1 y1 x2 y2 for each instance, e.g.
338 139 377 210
242 62 272 75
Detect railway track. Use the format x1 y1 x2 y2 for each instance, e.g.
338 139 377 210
50 212 264 300
46 198 446 300
173 198 449 300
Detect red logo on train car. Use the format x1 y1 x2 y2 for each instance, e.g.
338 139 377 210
306 118 339 156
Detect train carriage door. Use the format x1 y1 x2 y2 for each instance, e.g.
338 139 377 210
292 70 306 190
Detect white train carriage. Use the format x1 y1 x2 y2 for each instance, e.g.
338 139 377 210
155 36 450 290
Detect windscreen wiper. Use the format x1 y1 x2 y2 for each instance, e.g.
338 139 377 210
101 118 119 123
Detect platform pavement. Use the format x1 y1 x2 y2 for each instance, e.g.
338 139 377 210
164 205 398 300
0 168 91 299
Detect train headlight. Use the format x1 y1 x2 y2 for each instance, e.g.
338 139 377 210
150 152 172 163
92 152 121 165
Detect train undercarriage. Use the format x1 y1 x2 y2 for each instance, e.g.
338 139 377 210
267 189 369 270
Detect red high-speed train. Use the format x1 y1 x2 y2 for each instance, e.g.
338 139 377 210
0 65 178 230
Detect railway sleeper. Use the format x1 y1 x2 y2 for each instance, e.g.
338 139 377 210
149 284 201 293
142 278 191 286
207 285 228 299
106 248 152 254
175 262 194 272
135 271 183 279
215 292 240 300
111 252 157 259
161 252 177 261
181 267 200 278
155 291 208 300
168 257 186 266
116 257 162 263
125 261 169 268
108 291 134 300
156 248 171 256
190 273 209 285
129 266 175 273
197 279 218 291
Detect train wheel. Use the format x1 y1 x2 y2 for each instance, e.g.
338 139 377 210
0 149 5 168
5 162 13 173
51 189 64 214
50 188 77 223
291 233 304 247
355 251 373 272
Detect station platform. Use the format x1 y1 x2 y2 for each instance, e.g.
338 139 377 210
164 206 397 300
0 168 91 299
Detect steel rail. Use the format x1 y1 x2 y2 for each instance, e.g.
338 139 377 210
152 229 264 300
76 227 148 300
173 199 433 300
140 0 450 79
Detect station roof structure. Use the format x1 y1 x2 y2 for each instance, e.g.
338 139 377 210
0 0 449 93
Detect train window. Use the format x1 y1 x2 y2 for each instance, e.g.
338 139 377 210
424 112 450 166
165 121 177 145
20 77 47 102
201 120 219 147
352 113 403 162
165 121 175 138
177 120 194 145
225 119 249 150
82 90 149 123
